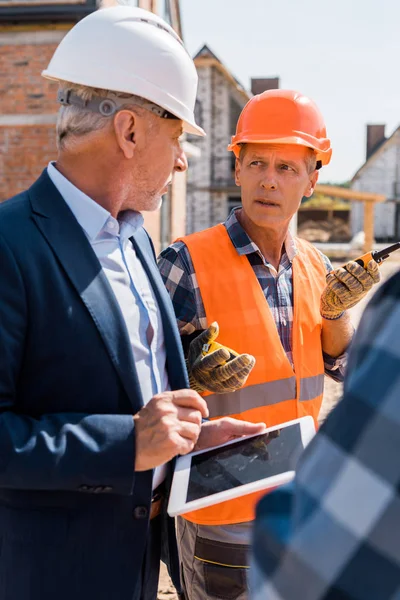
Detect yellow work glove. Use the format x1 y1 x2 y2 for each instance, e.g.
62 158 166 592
187 322 255 394
320 259 381 319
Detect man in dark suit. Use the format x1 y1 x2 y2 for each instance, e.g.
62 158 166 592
0 6 263 600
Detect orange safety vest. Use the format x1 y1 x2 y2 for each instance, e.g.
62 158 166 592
178 224 327 525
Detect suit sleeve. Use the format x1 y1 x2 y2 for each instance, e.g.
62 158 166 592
0 233 136 494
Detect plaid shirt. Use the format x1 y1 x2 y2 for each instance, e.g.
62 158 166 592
158 208 346 381
251 270 400 599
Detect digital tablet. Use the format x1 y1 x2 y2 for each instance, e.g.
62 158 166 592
168 416 315 517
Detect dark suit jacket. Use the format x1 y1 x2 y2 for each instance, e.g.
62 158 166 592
0 170 188 599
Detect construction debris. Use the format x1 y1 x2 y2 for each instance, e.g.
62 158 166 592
297 218 351 243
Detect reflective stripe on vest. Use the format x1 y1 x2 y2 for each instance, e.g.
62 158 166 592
178 224 327 525
206 374 324 418
300 373 325 401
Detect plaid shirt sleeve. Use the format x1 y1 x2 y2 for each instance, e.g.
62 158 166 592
157 241 207 335
250 270 400 600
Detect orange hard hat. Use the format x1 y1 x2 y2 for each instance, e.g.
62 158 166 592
228 89 332 168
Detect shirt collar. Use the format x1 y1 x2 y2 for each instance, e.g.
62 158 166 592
224 207 298 264
47 162 144 241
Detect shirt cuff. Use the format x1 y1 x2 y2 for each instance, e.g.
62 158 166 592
323 350 348 382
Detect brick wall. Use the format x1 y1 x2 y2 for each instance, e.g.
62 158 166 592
0 39 60 114
0 125 56 200
0 30 65 201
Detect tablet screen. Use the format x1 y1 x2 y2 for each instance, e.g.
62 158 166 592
186 424 303 502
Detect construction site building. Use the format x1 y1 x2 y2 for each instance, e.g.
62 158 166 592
351 124 400 241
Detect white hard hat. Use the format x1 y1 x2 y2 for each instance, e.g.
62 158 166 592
42 6 205 136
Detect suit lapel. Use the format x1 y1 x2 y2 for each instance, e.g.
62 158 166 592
131 228 189 390
29 170 143 413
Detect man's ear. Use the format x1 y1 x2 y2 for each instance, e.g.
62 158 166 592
304 170 319 198
113 110 137 159
235 157 241 187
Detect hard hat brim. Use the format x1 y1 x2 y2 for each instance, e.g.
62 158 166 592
183 120 206 137
228 135 331 165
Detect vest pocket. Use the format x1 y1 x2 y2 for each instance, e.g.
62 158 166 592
194 536 249 599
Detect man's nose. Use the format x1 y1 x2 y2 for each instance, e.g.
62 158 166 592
174 148 188 173
260 166 277 190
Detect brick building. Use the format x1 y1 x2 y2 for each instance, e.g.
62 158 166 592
0 1 91 201
351 124 400 241
0 0 190 255
185 44 280 233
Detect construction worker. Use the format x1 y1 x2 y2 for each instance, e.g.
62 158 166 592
158 89 381 600
0 7 265 600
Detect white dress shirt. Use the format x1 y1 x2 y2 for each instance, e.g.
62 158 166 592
47 162 168 488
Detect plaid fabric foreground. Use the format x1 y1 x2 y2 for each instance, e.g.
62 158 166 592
250 270 400 600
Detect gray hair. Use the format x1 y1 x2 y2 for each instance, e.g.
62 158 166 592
304 150 317 174
238 144 317 173
56 81 152 151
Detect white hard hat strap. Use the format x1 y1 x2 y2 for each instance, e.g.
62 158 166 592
57 88 179 120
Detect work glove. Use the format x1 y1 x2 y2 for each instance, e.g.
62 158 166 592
187 322 255 394
320 259 381 319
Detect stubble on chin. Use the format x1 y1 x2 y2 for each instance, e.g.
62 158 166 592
130 192 163 213
146 193 163 212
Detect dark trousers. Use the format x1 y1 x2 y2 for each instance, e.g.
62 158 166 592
134 515 162 600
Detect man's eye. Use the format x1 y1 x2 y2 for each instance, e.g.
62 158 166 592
250 161 262 166
280 164 293 171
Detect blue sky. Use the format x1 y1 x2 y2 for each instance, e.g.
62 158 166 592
180 0 400 184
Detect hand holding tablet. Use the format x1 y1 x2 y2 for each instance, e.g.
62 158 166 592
168 416 315 517
194 417 265 452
